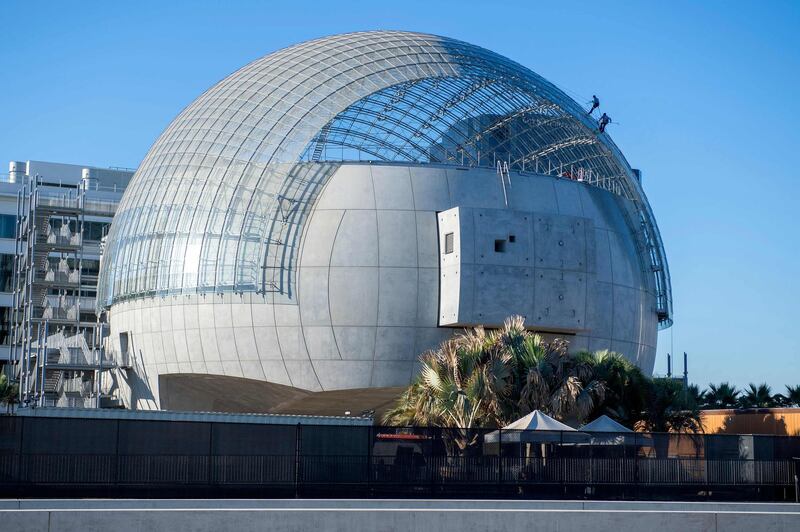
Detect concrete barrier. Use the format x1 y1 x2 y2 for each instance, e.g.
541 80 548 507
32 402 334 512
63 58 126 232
1 499 798 532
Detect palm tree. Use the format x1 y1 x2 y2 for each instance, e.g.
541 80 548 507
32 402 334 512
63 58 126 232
515 334 606 424
738 383 776 408
704 382 739 409
573 350 649 428
784 385 800 407
639 378 704 434
785 384 800 406
382 323 514 449
771 393 790 407
383 316 607 436
686 384 707 409
384 315 715 452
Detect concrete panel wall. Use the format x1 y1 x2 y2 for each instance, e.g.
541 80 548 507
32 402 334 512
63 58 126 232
109 163 659 411
2 500 797 532
434 178 655 367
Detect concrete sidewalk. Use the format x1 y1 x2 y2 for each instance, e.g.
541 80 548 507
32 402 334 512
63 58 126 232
1 499 798 531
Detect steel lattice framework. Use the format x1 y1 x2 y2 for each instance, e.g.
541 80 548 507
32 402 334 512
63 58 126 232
98 31 672 328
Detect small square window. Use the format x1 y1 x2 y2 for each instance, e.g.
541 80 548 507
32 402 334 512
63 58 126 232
444 233 454 254
494 239 506 253
508 234 516 243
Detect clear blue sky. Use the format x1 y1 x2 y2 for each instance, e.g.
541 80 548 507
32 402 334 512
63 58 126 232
1 1 798 392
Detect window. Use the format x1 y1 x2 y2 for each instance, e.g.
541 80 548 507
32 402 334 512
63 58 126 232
44 257 101 277
81 259 101 277
81 221 110 242
0 215 15 239
444 233 454 254
49 219 109 241
508 234 516 243
0 254 13 292
494 239 506 253
119 332 131 357
0 307 10 345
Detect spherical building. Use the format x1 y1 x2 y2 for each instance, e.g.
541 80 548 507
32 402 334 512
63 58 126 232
99 31 672 414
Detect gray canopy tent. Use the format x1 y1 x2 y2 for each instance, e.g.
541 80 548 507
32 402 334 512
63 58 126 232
579 415 634 446
580 415 632 433
579 415 653 447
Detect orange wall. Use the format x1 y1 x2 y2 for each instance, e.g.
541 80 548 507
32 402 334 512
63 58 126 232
700 408 800 435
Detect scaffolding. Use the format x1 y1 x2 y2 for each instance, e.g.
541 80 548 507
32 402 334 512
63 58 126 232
10 177 124 409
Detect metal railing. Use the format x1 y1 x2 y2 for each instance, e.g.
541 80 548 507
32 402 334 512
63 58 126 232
300 145 628 196
0 172 129 193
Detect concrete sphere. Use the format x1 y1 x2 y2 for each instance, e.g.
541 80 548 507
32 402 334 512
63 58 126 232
100 31 668 413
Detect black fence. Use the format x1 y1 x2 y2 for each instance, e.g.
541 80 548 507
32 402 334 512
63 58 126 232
1 415 799 501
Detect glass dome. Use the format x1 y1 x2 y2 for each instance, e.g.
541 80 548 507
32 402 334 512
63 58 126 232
98 30 671 327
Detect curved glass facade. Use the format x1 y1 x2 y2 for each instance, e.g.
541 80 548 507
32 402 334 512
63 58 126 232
98 31 671 326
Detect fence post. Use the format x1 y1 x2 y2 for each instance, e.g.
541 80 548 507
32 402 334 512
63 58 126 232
769 435 776 498
114 418 120 488
294 423 301 498
429 426 435 496
366 425 372 497
634 433 639 499
207 422 214 488
16 416 24 490
705 433 711 501
498 428 503 489
560 430 565 496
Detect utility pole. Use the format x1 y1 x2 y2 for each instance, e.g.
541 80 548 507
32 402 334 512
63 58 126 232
683 352 689 389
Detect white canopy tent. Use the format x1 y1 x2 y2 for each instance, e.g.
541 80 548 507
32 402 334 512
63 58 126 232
484 410 580 444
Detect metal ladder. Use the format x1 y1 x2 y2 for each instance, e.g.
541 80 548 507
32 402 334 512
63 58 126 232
497 160 511 206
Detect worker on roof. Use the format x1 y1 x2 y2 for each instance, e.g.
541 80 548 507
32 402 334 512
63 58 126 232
598 113 611 133
588 95 600 115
